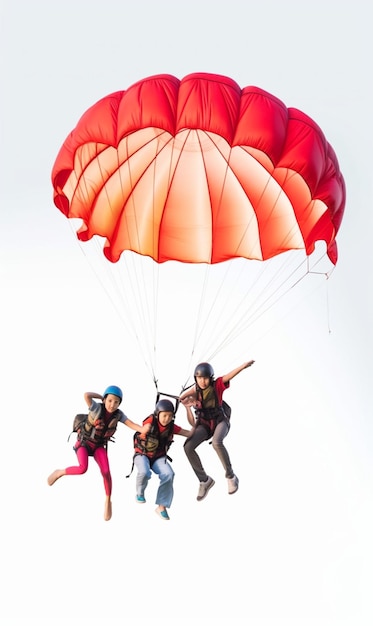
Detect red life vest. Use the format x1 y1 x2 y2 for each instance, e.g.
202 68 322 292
133 414 174 461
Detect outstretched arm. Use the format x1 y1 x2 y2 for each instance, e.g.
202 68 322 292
177 427 193 437
222 360 255 384
124 418 151 435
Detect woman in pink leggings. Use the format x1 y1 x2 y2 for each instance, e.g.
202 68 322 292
47 386 149 521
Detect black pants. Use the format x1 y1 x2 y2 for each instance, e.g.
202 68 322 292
184 419 233 482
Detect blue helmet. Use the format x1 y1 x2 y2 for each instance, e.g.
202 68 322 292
155 399 175 415
103 385 123 403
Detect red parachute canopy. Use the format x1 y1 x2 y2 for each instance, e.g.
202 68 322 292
52 72 345 266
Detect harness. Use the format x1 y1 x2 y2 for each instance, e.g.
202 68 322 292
195 385 231 439
126 414 174 477
69 405 121 450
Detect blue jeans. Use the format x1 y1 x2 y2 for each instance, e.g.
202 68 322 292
134 454 175 508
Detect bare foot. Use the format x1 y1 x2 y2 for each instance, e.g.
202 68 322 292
47 469 65 486
104 498 112 521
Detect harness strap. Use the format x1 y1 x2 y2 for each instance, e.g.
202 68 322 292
126 455 136 478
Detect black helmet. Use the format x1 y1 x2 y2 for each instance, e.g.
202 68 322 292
155 399 175 414
194 362 214 379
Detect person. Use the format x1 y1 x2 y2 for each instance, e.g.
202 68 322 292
131 398 192 520
180 360 255 501
47 385 150 521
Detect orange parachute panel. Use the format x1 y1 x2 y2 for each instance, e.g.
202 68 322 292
52 72 345 265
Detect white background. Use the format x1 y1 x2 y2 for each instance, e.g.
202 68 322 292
1 1 372 625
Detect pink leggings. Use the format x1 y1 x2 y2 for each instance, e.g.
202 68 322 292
65 443 112 496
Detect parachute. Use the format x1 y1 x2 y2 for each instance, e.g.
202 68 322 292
51 72 346 389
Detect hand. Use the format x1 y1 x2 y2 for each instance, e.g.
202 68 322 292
246 360 255 367
141 423 151 435
180 394 196 407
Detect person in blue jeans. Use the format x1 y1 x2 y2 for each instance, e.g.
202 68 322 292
132 399 192 520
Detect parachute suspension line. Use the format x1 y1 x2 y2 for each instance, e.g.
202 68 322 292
119 135 162 383
199 140 274 353
183 132 242 365
67 144 159 382
187 143 335 359
113 133 185 384
104 130 181 386
146 130 189 383
286 248 335 336
179 132 222 369
180 135 302 363
306 249 336 280
132 129 182 381
105 143 160 381
66 221 126 329
185 264 210 367
150 150 160 380
193 138 270 352
326 274 332 334
192 249 322 362
66 149 134 334
209 253 311 358
68 222 156 380
306 253 334 335
122 252 159 378
159 129 210 382
212 251 333 358
176 137 241 363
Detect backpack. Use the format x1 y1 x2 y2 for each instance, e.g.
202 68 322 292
67 414 88 442
73 413 88 433
221 400 231 420
68 406 121 446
